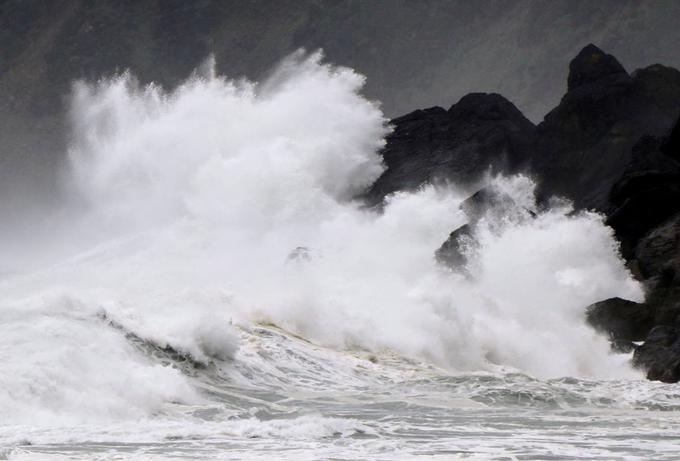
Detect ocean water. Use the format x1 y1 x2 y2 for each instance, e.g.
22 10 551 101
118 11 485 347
4 323 680 460
1 52 678 460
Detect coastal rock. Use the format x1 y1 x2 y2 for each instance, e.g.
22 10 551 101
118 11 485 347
566 44 630 92
635 212 680 281
364 93 535 206
661 115 680 160
361 43 680 381
532 44 680 211
435 186 531 270
585 297 655 342
435 224 472 269
634 213 680 329
606 134 680 257
633 325 680 383
459 187 519 224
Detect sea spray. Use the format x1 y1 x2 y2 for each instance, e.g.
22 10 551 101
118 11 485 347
0 51 644 425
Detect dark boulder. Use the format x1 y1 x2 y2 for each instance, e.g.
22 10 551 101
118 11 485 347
364 93 535 206
585 297 655 342
633 325 680 383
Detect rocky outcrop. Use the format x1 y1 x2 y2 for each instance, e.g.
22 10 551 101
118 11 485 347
633 326 680 383
633 213 680 329
364 93 535 206
435 224 473 270
532 44 680 212
366 44 680 215
636 213 680 282
606 134 680 258
586 297 655 342
362 43 680 381
583 117 680 381
435 186 533 271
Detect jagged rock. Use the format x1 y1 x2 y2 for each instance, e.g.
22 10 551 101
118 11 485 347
636 212 680 280
606 134 680 257
364 44 680 214
435 187 513 270
360 44 680 381
633 325 680 382
585 297 655 342
364 93 535 206
662 115 680 159
435 224 472 269
567 44 630 92
435 186 533 270
532 44 680 211
633 64 680 125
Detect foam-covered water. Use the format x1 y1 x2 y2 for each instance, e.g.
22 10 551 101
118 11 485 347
1 52 678 460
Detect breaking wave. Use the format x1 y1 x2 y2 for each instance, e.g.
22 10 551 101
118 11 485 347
0 51 644 425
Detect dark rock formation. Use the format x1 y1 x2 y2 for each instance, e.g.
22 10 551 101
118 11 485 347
566 44 629 92
532 44 680 211
633 326 680 382
364 93 535 206
606 134 680 258
662 116 680 159
366 44 680 215
636 213 680 281
435 224 473 270
362 43 680 381
459 187 520 223
610 339 637 354
435 186 533 270
586 116 680 381
586 297 655 342
633 213 680 326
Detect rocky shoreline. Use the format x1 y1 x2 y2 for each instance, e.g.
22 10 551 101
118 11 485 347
364 44 680 382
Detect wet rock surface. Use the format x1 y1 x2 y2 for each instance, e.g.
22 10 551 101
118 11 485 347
633 325 680 383
364 93 535 207
586 297 655 342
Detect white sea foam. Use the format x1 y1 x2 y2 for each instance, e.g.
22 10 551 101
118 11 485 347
0 51 645 428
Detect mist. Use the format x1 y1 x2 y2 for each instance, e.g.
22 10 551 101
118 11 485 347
1 53 646 425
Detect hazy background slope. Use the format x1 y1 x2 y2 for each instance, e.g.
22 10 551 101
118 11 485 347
1 0 679 207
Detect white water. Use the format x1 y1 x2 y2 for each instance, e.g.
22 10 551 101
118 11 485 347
2 52 678 460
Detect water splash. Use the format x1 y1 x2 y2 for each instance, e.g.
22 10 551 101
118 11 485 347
0 52 644 426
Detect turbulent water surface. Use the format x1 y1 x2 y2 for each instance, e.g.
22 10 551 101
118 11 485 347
2 53 679 460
